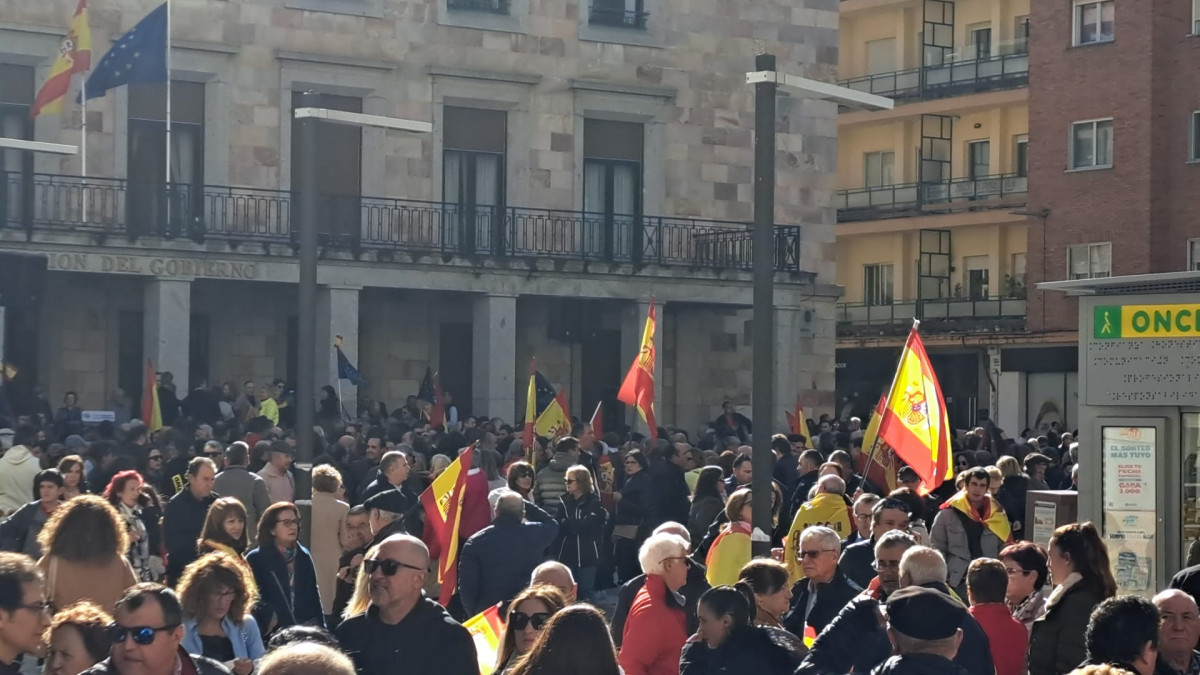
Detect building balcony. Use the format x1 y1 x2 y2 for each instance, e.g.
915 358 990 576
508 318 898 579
836 173 1027 222
837 296 1027 336
839 51 1029 105
588 4 648 28
446 0 509 13
0 172 805 273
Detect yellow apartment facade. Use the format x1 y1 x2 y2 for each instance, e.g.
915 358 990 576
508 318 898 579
834 0 1077 438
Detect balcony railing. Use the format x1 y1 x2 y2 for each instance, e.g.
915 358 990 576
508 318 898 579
837 296 1027 334
446 0 509 13
836 173 1027 222
589 5 648 28
839 51 1029 103
0 172 804 272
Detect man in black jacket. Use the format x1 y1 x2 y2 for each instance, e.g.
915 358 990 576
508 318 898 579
645 445 690 532
871 586 973 675
458 491 558 617
783 526 862 639
162 457 218 585
797 542 994 675
336 535 477 675
788 450 824 520
839 497 911 588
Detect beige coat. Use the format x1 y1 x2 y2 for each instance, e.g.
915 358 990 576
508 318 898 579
39 554 137 614
309 491 348 615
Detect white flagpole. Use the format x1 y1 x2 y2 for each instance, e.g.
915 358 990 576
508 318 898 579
164 0 172 232
80 69 89 223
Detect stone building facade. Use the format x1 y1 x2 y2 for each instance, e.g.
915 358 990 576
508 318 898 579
0 0 841 433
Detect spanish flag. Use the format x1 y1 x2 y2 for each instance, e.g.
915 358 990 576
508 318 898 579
463 603 505 675
784 395 808 444
860 395 898 494
31 0 92 118
876 324 953 495
939 491 1013 545
618 298 657 437
521 359 571 457
419 443 475 606
705 520 753 587
141 359 162 432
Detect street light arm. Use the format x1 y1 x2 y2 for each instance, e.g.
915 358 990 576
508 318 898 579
745 71 894 111
293 107 432 134
0 138 78 155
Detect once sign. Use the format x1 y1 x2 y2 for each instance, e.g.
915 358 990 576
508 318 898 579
1094 304 1200 339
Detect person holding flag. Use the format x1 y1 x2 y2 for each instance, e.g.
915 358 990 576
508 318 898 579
929 466 1013 599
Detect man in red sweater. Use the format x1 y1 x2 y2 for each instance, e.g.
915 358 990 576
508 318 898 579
966 558 1028 675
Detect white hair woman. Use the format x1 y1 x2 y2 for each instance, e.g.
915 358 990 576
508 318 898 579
616 532 690 675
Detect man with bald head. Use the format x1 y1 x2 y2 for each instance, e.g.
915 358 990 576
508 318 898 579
530 561 577 602
335 535 477 675
1154 589 1200 675
784 474 853 583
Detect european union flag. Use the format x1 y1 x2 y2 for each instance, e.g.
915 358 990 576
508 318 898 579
81 3 167 101
336 345 363 386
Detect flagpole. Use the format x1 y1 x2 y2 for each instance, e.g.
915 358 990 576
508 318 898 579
164 0 172 233
861 318 920 491
81 73 89 222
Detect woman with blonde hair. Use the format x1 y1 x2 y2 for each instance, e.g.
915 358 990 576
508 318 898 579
555 465 607 603
177 552 265 675
340 543 376 622
495 585 567 674
704 488 754 587
310 464 349 622
198 497 251 557
37 494 137 614
43 601 112 675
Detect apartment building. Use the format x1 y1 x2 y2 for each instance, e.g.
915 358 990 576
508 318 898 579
0 0 841 432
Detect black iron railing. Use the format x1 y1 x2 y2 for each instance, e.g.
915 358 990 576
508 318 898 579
836 297 1027 335
589 5 648 28
446 0 509 14
0 172 804 272
836 173 1027 222
839 51 1029 103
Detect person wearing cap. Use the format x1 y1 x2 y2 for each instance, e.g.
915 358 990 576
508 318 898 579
257 441 295 504
363 488 419 546
875 586 971 675
1024 453 1053 491
0 427 42 518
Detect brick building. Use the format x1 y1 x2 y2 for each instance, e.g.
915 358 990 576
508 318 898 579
0 0 842 433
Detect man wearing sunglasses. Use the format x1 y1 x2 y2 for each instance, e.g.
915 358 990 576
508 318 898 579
0 552 51 675
81 583 228 675
335 535 477 675
782 526 862 641
840 498 911 588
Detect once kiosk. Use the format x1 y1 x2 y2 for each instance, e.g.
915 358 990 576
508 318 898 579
1040 271 1200 597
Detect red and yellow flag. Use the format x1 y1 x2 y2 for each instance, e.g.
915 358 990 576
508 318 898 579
876 325 953 495
419 443 475 606
463 603 505 675
705 521 752 587
31 0 92 118
618 298 657 437
940 491 1013 545
860 395 898 494
428 371 446 428
784 395 808 443
141 359 162 432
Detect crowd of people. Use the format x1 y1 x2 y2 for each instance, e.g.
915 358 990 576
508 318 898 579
0 378 1188 675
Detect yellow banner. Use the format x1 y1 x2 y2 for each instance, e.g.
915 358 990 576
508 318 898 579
1094 304 1200 339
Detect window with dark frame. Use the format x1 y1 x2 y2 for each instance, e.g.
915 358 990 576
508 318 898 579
1190 111 1200 162
1 64 35 229
863 264 894 306
446 0 508 14
583 119 643 261
1015 135 1028 177
443 106 507 255
291 91 363 244
589 0 647 29
1074 0 1114 46
127 80 206 236
1070 119 1113 169
968 140 991 181
1014 16 1031 53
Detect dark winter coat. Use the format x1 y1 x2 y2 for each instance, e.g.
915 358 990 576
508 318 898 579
457 502 558 617
245 543 326 631
614 470 651 528
555 492 607 569
1028 581 1108 675
0 501 51 557
337 600 477 675
646 461 690 531
869 654 973 675
679 625 801 675
838 536 877 589
79 649 230 675
163 488 218 584
996 474 1030 538
783 566 863 638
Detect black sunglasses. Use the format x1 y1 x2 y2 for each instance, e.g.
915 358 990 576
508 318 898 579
363 558 423 576
107 623 177 645
508 611 551 631
147 455 163 461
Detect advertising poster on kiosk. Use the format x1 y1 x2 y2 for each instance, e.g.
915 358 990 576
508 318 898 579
1102 426 1157 596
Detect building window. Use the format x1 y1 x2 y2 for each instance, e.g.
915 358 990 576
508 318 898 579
864 151 895 187
1189 239 1200 271
0 64 34 225
127 80 205 236
446 0 508 13
291 92 362 243
1009 252 1027 297
1014 16 1031 53
1015 135 1029 177
1193 0 1200 34
583 119 643 260
969 24 993 60
964 255 990 299
589 0 647 28
968 140 991 180
443 106 506 255
1190 111 1200 161
1074 0 1114 46
1068 242 1112 279
1070 119 1113 169
866 38 896 75
864 264 894 306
